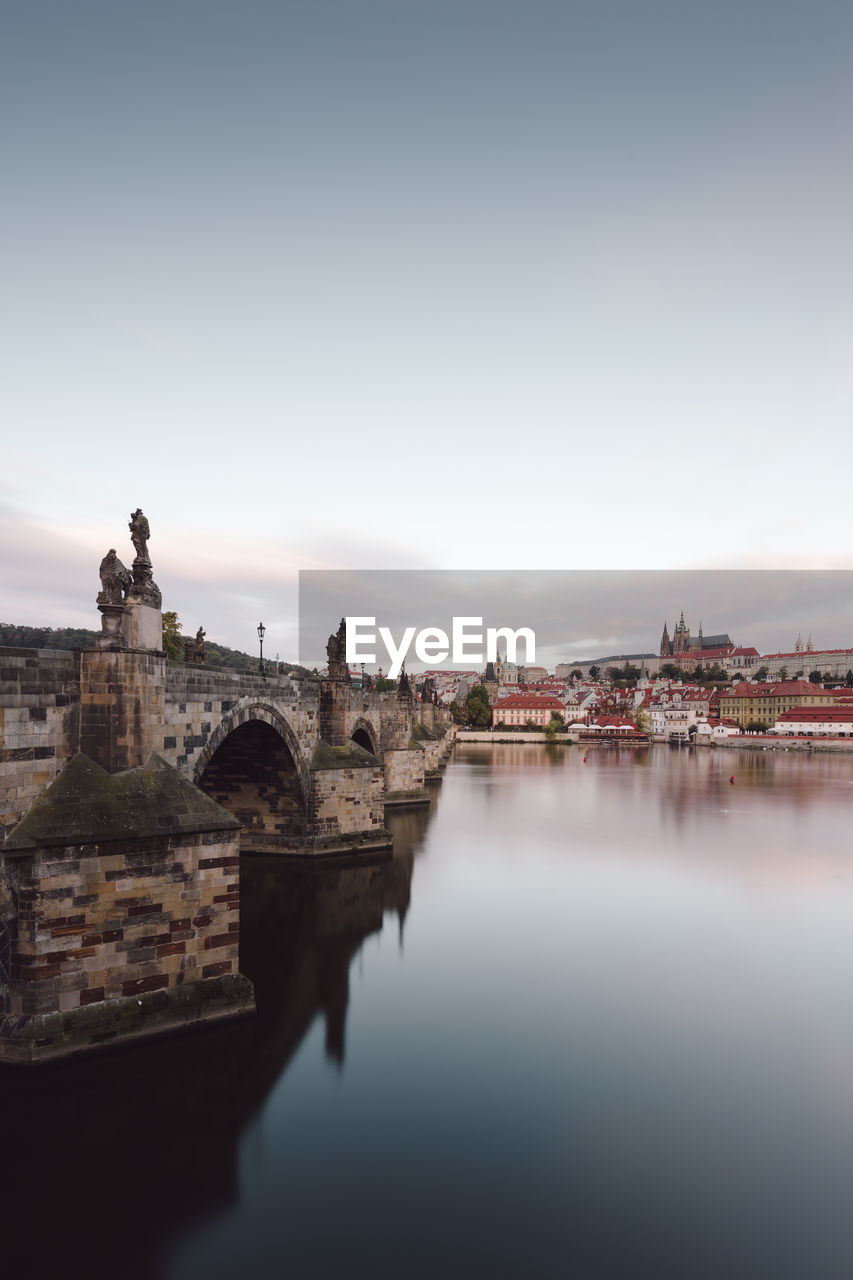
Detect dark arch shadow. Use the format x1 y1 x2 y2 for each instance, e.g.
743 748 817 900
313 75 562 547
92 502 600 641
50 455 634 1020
196 718 307 854
350 718 379 756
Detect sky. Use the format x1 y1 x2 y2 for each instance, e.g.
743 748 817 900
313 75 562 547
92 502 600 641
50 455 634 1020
3 1 853 661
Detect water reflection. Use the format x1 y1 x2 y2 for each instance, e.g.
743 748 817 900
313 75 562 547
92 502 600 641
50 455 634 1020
6 750 853 1280
0 796 436 1280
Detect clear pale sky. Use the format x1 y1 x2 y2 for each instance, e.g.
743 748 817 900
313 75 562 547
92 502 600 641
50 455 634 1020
3 1 853 659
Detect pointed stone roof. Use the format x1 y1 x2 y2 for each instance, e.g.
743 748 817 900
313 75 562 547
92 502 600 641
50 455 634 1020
3 752 240 852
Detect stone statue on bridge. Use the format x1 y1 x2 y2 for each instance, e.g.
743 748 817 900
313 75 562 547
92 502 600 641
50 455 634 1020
97 549 132 606
126 508 162 610
184 626 206 666
129 508 151 565
326 618 350 681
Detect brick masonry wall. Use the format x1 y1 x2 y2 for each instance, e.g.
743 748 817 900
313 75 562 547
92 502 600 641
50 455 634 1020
0 649 79 839
4 829 241 1019
78 649 166 772
380 694 413 751
383 747 426 800
310 765 387 847
162 667 319 782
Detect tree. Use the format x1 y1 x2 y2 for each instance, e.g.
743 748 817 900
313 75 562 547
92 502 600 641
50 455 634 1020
778 666 788 681
572 669 583 682
162 611 184 662
809 670 822 684
465 684 492 728
633 708 651 734
847 670 853 688
588 665 600 680
754 666 769 682
660 663 680 680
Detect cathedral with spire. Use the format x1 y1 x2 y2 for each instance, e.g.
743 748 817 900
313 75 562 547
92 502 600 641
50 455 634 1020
660 612 733 658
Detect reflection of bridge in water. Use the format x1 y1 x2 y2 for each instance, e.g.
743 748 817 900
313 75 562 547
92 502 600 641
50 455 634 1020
0 797 438 1279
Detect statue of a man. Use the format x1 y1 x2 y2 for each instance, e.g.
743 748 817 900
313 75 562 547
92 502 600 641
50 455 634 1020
184 626 206 665
97 549 132 605
325 618 349 681
129 508 151 563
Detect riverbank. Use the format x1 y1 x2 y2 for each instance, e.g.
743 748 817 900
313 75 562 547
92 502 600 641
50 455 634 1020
456 730 853 754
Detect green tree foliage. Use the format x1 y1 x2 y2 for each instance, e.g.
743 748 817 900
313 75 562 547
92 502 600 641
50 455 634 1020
162 611 184 662
809 670 823 684
571 669 583 682
465 684 492 728
374 677 396 692
588 665 600 679
0 623 99 650
660 663 680 680
754 666 769 682
545 712 564 741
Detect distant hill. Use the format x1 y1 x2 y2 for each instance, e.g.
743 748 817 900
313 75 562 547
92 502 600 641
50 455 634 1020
0 624 316 679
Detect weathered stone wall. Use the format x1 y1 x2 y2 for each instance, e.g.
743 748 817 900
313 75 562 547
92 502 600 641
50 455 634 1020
0 648 79 839
79 649 166 772
162 666 319 780
0 752 254 1063
383 747 427 805
310 765 387 847
380 694 413 752
4 830 239 1016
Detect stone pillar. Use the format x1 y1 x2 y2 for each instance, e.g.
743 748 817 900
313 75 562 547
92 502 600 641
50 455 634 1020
126 599 163 651
78 649 166 773
319 679 348 746
0 753 254 1064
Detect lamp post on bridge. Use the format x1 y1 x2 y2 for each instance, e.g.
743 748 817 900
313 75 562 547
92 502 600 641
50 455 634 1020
257 621 265 675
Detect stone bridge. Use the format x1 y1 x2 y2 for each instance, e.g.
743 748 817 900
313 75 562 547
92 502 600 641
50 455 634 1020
0 646 453 855
0 528 454 1063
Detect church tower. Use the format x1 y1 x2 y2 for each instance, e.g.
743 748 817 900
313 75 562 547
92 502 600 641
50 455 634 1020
660 621 671 658
795 633 803 653
673 611 690 655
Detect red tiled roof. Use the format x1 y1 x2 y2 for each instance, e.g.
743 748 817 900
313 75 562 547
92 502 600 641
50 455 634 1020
727 681 828 698
497 695 565 710
777 706 853 722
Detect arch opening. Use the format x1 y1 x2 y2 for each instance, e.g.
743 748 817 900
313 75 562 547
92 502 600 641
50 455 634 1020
197 719 307 853
350 726 376 755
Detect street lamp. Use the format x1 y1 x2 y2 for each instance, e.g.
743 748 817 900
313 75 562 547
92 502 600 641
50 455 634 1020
257 621 265 675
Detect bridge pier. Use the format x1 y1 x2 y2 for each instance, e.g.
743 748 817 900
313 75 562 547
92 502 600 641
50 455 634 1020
0 752 254 1064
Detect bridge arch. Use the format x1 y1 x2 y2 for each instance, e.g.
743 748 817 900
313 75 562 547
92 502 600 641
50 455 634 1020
350 717 379 757
193 701 311 852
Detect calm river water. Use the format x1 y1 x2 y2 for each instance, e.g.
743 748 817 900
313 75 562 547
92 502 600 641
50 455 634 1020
5 742 853 1279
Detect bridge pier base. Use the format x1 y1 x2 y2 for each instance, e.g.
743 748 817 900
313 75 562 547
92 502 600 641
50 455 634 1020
308 741 391 855
0 752 254 1064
